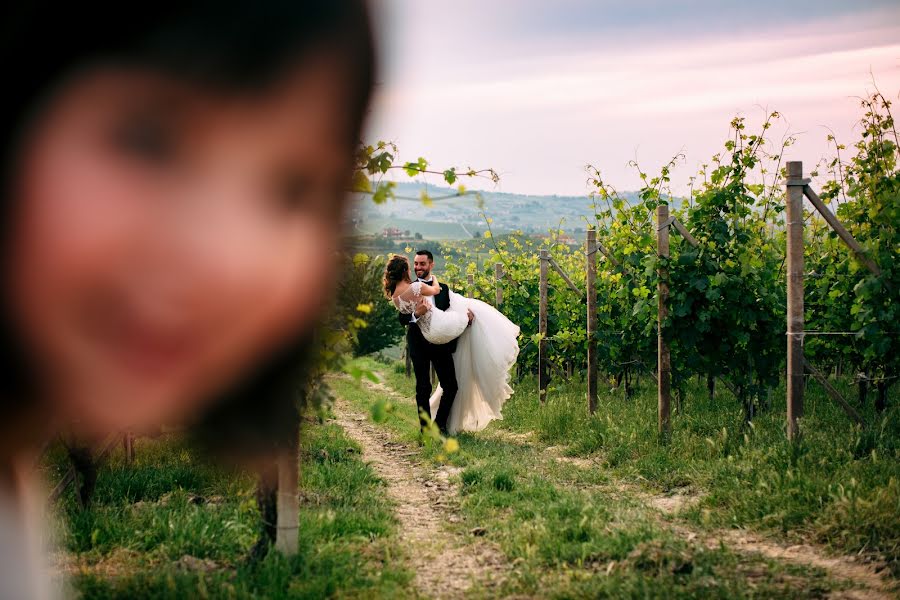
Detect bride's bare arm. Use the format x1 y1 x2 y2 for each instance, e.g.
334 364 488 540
418 275 441 296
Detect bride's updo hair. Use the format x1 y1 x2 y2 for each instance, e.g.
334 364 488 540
383 254 411 299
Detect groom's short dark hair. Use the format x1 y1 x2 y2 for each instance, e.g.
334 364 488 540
416 249 434 262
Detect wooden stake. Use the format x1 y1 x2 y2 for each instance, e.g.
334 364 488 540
548 257 583 296
123 432 135 465
802 186 881 275
539 248 549 403
495 262 504 306
586 228 598 414
785 161 805 441
672 218 700 248
595 240 621 268
467 273 475 298
275 447 299 556
656 205 671 437
802 357 865 426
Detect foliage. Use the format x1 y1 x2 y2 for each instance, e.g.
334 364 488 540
352 140 498 206
343 356 898 590
437 115 792 410
662 114 787 410
806 92 899 398
336 253 404 357
435 98 897 414
303 142 499 407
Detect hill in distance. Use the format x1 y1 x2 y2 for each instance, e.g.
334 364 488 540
348 181 647 241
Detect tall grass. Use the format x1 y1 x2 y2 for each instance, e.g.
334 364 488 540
514 374 900 573
339 361 849 597
47 422 411 598
363 356 900 574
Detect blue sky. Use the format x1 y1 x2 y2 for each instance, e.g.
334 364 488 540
367 1 900 196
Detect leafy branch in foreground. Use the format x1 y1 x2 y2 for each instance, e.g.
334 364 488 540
303 142 499 413
352 141 499 205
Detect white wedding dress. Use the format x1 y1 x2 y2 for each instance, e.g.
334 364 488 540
395 282 520 434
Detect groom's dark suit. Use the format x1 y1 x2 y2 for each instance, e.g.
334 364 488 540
398 280 459 433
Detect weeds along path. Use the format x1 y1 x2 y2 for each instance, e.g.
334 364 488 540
690 528 895 600
330 396 509 599
360 375 896 599
479 428 896 599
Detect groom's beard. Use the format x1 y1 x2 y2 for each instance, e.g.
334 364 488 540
415 269 431 280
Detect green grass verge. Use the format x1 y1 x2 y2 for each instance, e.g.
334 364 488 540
47 420 411 599
350 355 899 575
331 360 858 597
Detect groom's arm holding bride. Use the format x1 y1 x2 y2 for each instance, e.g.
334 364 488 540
398 302 429 327
396 274 474 327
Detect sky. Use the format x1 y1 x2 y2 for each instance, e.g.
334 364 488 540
365 0 900 196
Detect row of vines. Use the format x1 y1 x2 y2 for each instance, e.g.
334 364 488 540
440 92 898 414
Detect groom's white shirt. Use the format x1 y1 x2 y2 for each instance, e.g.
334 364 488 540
408 276 435 324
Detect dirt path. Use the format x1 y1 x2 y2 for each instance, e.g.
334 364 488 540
353 374 896 598
331 397 509 599
703 529 894 600
477 429 896 599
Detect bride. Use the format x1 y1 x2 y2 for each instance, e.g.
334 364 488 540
384 254 519 434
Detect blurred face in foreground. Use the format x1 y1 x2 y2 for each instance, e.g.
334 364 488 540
6 59 353 433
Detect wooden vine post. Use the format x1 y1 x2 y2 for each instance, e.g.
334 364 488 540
275 425 300 556
495 262 504 306
785 161 807 441
656 204 671 438
123 432 135 465
802 186 881 276
586 228 598 414
539 248 549 403
467 273 475 298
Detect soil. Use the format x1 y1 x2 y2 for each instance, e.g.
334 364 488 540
331 398 510 599
341 374 897 599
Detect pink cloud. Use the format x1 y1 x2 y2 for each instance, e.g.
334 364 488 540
367 4 900 195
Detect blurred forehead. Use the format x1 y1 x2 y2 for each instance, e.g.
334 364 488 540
57 56 356 150
414 255 431 263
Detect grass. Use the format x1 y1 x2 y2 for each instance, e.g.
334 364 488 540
45 353 896 598
331 359 873 597
518 374 900 575
354 355 900 575
46 420 412 599
354 217 472 240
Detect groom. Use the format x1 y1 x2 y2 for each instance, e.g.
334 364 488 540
398 249 473 434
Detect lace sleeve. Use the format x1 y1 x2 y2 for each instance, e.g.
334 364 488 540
394 281 423 314
397 281 423 301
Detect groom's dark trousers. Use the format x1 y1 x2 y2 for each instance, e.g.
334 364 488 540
398 283 459 432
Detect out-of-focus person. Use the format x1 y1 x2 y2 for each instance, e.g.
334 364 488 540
0 2 375 597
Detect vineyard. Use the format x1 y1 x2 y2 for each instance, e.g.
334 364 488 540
44 93 899 599
433 97 897 438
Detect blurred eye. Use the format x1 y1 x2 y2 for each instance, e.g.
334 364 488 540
274 173 343 219
111 113 177 165
278 173 314 210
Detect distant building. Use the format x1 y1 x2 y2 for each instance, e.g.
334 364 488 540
532 233 577 246
382 226 403 237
